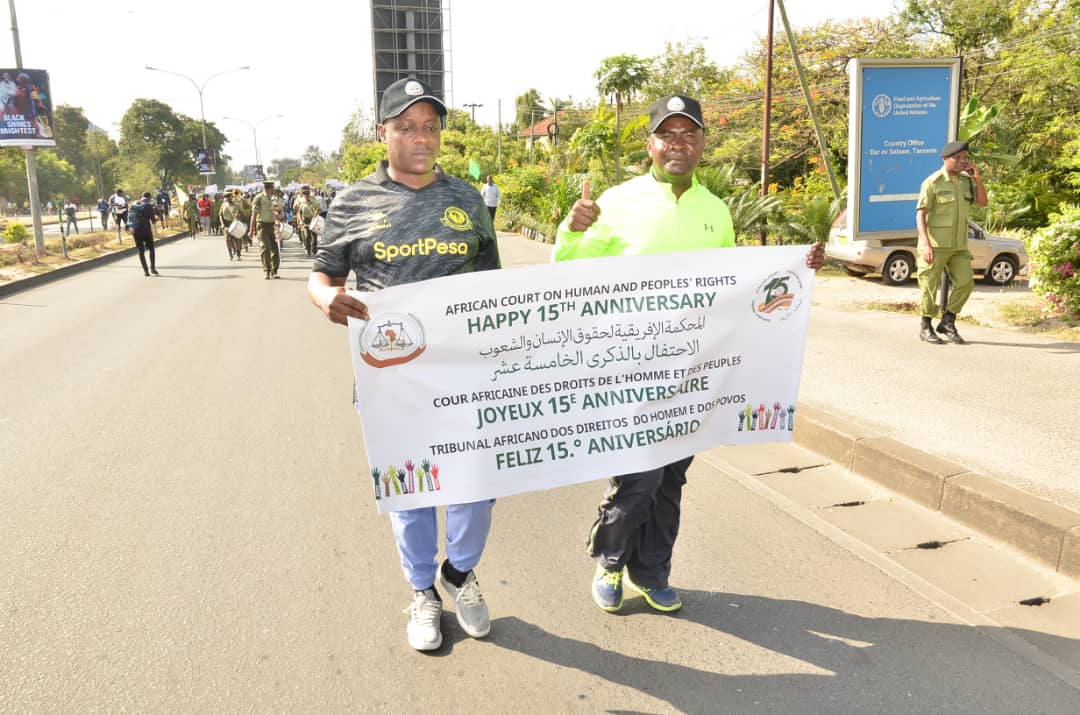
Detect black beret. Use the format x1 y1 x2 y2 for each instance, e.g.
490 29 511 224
941 140 969 157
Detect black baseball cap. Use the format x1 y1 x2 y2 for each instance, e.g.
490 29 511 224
379 77 447 124
648 94 705 133
941 140 970 157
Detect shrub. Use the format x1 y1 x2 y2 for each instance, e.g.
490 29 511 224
498 167 548 216
1028 205 1080 319
4 222 29 243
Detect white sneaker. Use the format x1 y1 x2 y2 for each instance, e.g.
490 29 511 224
438 567 491 638
404 588 443 651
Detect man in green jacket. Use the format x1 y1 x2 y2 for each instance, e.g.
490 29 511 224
251 179 280 279
915 140 988 344
555 93 824 615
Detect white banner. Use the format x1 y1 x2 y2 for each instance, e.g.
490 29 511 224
347 245 815 512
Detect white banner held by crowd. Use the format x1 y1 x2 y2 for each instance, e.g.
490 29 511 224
347 245 815 512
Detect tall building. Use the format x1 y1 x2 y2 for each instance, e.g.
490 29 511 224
370 0 452 117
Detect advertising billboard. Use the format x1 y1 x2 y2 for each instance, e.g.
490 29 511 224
196 148 216 175
848 59 961 238
0 68 56 147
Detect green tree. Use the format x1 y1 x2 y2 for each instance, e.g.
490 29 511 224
900 0 1014 57
302 145 326 167
644 40 729 99
51 105 91 178
32 151 78 203
85 128 117 200
341 105 377 149
595 54 651 183
514 88 545 131
268 157 301 177
340 143 387 182
118 99 222 193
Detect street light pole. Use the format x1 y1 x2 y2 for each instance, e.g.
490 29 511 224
222 114 283 169
463 102 483 124
145 64 250 161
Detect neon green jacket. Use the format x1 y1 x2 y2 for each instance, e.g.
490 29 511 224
554 172 735 260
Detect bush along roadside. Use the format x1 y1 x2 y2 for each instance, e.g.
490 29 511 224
1028 205 1080 321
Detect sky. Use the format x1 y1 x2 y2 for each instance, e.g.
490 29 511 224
9 0 901 171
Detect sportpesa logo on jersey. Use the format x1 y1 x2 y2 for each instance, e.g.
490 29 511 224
374 237 470 262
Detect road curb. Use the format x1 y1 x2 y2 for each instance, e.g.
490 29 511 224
0 232 189 299
794 404 1080 577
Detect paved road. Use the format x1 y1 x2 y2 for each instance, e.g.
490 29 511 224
799 277 1080 512
2 235 1078 712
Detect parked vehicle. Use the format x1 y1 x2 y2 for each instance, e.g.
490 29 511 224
825 209 1027 286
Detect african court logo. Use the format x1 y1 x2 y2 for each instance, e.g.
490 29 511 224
359 313 427 367
751 271 804 322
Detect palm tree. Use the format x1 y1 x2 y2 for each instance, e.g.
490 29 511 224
595 55 650 184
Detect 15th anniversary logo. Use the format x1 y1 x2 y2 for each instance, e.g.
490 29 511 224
751 270 804 322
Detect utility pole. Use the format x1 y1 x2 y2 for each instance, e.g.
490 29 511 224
8 0 45 255
463 102 483 124
760 0 775 246
497 99 502 174
776 0 841 199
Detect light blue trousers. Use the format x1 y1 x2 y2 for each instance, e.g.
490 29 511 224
389 500 495 591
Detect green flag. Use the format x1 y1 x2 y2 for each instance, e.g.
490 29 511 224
468 159 482 181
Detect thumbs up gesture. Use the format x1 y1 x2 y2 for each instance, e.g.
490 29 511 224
567 179 600 232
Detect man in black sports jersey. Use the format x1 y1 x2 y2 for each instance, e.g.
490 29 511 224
307 77 500 653
127 192 160 276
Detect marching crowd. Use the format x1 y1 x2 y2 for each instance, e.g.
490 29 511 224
99 182 332 279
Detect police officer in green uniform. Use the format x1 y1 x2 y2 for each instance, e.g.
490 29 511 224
295 187 319 256
220 192 241 260
252 179 280 279
916 139 988 344
235 190 253 252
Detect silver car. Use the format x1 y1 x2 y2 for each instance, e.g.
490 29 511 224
825 209 1028 286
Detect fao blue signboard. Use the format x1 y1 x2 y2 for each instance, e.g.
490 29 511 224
848 59 960 238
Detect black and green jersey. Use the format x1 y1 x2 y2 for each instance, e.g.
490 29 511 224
313 161 501 291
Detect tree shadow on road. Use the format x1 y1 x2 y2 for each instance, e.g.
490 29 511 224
486 590 1080 714
961 339 1080 353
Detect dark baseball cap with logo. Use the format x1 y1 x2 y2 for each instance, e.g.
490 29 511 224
648 94 705 133
379 77 447 125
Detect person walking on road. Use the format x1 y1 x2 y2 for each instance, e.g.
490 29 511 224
156 188 171 229
97 197 110 231
127 192 160 277
916 139 988 344
108 188 129 231
307 77 501 653
62 198 78 235
480 175 501 224
183 193 199 237
252 179 281 279
197 193 212 237
554 93 825 616
294 186 319 256
220 192 242 260
236 190 253 252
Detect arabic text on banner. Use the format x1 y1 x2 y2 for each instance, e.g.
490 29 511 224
347 245 815 512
